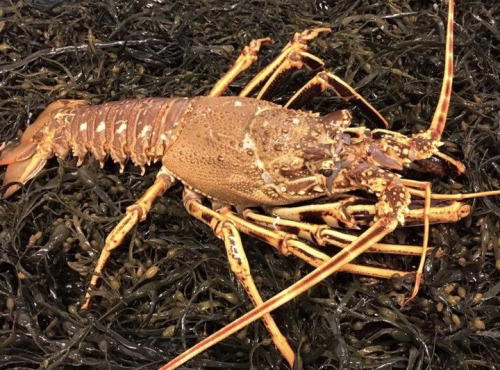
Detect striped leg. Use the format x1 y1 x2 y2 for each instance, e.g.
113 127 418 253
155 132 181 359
162 211 402 370
401 179 500 302
209 37 272 97
182 189 296 366
252 50 325 101
242 208 433 257
213 206 409 280
81 167 176 310
162 162 417 369
239 28 331 98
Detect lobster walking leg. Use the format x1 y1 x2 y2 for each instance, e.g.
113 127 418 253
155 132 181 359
81 167 176 309
216 207 409 279
253 50 325 101
161 216 400 370
163 162 417 369
285 70 390 128
239 28 331 98
209 37 272 97
182 189 296 367
407 180 431 302
243 208 434 257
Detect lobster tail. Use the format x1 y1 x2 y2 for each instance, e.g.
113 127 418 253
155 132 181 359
0 100 89 197
0 141 47 197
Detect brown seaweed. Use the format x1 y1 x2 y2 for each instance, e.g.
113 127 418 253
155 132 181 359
0 0 499 369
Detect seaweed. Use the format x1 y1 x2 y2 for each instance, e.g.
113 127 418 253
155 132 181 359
0 0 499 369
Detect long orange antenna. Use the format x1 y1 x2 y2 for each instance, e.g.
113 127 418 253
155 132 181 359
428 0 454 140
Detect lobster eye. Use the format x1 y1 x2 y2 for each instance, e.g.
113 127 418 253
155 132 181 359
319 168 333 177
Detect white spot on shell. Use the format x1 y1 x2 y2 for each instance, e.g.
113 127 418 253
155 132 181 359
292 117 300 125
242 133 255 150
234 100 242 107
255 158 265 169
79 122 87 131
173 121 179 127
96 121 105 133
160 134 168 142
230 236 241 260
261 171 274 184
140 125 151 137
272 215 280 229
116 123 127 134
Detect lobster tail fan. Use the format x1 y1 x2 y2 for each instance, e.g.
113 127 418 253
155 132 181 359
0 141 38 165
0 142 46 197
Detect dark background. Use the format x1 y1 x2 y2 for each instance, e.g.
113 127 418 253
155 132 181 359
0 0 499 369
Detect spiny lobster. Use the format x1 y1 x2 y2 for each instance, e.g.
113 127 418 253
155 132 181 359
0 0 498 368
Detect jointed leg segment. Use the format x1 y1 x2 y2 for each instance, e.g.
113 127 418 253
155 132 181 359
242 208 433 257
209 37 272 97
270 195 471 229
239 28 331 98
182 189 296 366
81 167 176 310
161 213 401 370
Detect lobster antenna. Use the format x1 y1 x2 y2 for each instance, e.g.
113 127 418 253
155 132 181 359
428 0 454 140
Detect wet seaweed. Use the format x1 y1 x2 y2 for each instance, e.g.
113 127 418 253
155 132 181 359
0 0 499 369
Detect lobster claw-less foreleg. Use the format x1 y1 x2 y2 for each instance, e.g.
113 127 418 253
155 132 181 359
161 164 411 369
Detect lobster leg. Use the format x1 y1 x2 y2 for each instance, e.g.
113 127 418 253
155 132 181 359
400 179 431 303
162 164 413 369
253 50 325 101
81 167 176 310
285 70 390 128
182 189 296 366
214 207 410 279
209 37 272 97
239 28 331 98
161 214 401 370
402 179 500 300
242 208 435 257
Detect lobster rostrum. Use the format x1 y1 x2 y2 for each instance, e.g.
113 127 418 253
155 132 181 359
1 0 498 368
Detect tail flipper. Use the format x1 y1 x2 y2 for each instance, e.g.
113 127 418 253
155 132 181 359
0 142 47 197
0 99 87 197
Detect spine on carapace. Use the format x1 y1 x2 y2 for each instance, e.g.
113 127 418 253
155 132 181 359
0 97 191 197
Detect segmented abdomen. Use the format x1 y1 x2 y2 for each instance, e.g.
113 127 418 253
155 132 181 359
46 97 191 169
